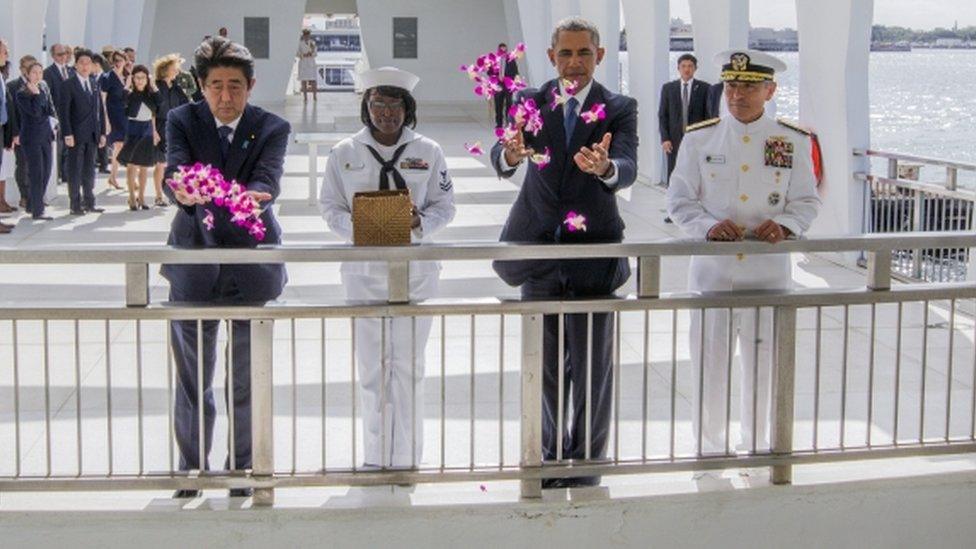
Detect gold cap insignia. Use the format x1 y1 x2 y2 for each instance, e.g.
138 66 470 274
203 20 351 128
730 53 750 72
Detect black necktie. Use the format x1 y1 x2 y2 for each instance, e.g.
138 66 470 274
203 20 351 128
218 126 233 161
364 143 410 190
564 97 579 148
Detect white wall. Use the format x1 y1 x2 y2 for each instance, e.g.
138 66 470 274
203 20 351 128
46 0 90 47
111 0 147 53
140 0 306 103
688 0 749 84
515 0 553 87
85 0 115 51
0 0 49 59
356 0 512 102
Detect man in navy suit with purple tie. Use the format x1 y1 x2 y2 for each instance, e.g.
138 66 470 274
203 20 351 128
162 37 290 500
490 17 638 489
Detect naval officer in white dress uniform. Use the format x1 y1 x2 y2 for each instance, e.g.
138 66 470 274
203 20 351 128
320 67 456 468
667 50 821 454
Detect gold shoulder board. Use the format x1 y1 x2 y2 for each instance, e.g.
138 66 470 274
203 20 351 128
685 118 720 132
776 118 811 136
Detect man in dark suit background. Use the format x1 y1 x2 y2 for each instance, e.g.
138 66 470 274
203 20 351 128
60 49 106 215
8 55 38 212
44 44 72 184
491 17 638 489
162 36 290 500
491 42 520 128
706 81 724 119
658 53 709 184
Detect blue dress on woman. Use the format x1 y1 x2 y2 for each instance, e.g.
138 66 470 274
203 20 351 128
99 70 128 145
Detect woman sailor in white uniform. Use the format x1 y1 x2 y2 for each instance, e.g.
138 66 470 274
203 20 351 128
319 67 456 468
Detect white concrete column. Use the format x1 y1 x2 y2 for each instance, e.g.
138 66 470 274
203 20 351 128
516 0 553 86
111 0 148 55
0 0 49 59
688 0 749 84
797 0 873 237
580 0 621 92
85 0 115 51
46 0 90 48
620 0 669 183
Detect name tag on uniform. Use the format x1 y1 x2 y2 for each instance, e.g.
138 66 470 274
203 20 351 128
343 162 365 171
705 154 726 164
400 157 429 171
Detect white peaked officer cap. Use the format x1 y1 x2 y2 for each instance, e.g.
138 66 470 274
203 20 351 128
714 49 788 82
359 66 420 92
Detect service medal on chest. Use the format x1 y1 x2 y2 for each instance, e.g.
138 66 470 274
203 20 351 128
768 191 782 206
764 136 794 169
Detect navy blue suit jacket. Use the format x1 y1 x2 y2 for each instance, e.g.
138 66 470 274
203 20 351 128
161 101 290 302
43 64 73 120
60 75 106 143
490 79 638 295
14 86 56 146
657 78 710 146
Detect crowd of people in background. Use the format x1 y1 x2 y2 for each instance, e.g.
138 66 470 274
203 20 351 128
0 37 203 233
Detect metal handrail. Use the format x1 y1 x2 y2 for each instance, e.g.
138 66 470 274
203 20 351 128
0 231 972 264
855 173 976 202
853 148 976 172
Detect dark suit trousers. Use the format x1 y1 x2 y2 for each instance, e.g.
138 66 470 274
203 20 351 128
14 145 30 201
666 135 683 181
522 275 615 462
494 91 513 129
23 141 51 217
170 276 254 471
66 139 97 210
57 135 68 182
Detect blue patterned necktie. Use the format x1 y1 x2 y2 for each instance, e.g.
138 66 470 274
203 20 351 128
563 97 578 148
217 126 233 161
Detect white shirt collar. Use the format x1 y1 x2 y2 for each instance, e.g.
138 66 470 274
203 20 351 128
217 115 242 133
76 73 90 88
353 126 419 149
558 78 594 114
680 77 694 86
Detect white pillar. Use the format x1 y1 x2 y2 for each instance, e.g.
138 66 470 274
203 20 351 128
85 0 115 51
620 0 668 183
111 0 147 54
46 0 90 48
580 0 621 92
0 0 49 59
797 0 873 237
688 0 749 84
516 0 553 86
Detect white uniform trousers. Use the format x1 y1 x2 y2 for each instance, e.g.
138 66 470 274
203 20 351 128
343 271 438 468
690 307 774 455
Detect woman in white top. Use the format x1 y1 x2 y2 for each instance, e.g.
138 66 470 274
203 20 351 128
320 67 456 468
116 65 159 210
296 29 318 103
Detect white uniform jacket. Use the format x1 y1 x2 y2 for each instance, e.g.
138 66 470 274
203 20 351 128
319 127 457 277
667 114 821 292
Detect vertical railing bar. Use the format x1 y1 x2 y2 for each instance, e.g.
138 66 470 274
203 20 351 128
867 304 876 447
751 308 760 454
585 312 593 461
697 308 705 457
945 299 956 442
291 318 298 474
971 298 976 440
498 315 505 469
556 313 564 463
470 314 476 470
893 302 903 445
669 310 677 460
74 320 83 477
136 320 144 475
641 310 649 462
920 301 929 444
412 317 418 470
351 318 357 471
613 311 621 464
840 305 849 449
107 321 115 475
228 320 236 471
12 321 21 477
813 306 822 451
43 320 51 477
321 318 327 470
725 308 734 455
166 323 173 474
196 319 205 472
380 318 387 469
439 315 446 471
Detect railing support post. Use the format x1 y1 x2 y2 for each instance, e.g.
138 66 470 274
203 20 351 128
866 250 892 290
125 263 149 307
251 319 275 506
637 256 660 298
771 306 797 485
520 313 543 499
307 142 319 206
388 261 410 304
886 157 898 180
912 192 925 279
946 167 958 192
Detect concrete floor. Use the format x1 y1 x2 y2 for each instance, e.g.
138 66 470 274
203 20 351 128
0 94 974 509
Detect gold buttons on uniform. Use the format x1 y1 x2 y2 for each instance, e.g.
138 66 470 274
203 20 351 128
742 135 751 144
741 164 749 173
739 194 749 202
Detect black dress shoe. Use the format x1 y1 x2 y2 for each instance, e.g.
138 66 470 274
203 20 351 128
33 215 54 221
229 488 253 498
542 478 569 489
564 475 601 488
86 207 106 213
172 489 201 499
69 209 86 216
664 216 674 224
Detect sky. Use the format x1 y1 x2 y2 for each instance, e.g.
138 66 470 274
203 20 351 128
667 0 976 30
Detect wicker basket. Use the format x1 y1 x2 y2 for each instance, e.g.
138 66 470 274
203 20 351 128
352 189 412 246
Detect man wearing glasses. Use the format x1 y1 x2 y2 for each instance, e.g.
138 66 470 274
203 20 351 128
43 44 72 184
161 36 290 500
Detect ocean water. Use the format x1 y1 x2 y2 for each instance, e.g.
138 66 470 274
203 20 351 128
623 50 976 184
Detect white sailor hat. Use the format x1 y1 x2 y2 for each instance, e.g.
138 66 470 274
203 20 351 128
358 66 420 92
713 49 787 82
